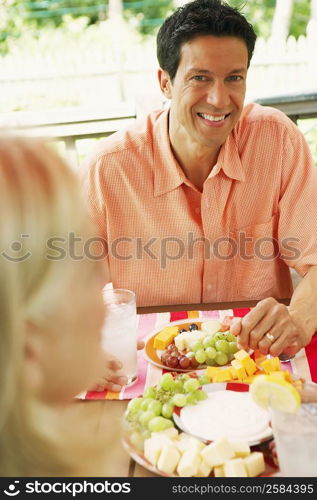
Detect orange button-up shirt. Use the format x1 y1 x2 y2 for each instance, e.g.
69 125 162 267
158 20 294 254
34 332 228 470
81 103 317 307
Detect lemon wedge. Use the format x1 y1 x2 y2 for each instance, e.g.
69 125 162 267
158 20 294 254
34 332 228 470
250 375 301 413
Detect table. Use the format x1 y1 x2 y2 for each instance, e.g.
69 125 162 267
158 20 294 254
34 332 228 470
71 299 292 477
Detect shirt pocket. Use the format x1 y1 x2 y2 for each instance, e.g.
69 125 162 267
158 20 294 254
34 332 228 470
229 214 279 299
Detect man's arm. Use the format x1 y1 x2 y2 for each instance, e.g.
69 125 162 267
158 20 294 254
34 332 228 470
231 265 317 356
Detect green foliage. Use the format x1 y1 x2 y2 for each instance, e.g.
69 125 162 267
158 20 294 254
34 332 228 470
124 0 173 35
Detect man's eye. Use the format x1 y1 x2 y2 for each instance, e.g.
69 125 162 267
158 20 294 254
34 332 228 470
192 75 207 81
227 75 243 82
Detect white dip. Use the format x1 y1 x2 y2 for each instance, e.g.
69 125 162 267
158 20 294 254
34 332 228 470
179 390 271 443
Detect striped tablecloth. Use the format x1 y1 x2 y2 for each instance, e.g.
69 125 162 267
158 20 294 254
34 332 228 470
81 308 317 401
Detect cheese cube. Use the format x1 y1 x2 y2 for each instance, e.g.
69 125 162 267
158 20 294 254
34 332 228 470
195 459 213 477
206 366 220 380
201 437 234 467
272 356 281 371
153 326 179 350
157 443 180 475
212 368 233 383
229 366 239 380
234 350 257 376
244 452 265 477
213 465 225 477
260 358 276 374
224 458 248 477
230 440 251 458
177 450 201 477
283 370 294 383
231 360 247 381
151 428 179 440
144 436 173 466
201 320 222 335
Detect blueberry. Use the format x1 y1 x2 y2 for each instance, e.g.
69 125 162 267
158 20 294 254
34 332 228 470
179 328 187 333
189 323 198 331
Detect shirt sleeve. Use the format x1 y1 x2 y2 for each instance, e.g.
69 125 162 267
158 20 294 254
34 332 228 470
278 122 317 276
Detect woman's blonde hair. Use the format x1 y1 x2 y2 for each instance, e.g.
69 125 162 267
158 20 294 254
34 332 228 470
0 136 92 476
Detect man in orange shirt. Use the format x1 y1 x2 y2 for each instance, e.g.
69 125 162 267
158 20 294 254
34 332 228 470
82 0 317 364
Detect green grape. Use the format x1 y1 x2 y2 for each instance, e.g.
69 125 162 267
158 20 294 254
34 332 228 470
195 349 207 364
205 359 215 367
162 402 174 418
198 375 211 385
172 393 187 407
191 341 203 352
160 373 174 391
140 398 152 411
186 393 197 405
148 400 162 416
214 332 227 341
215 352 228 366
215 339 229 353
130 431 144 450
186 351 195 359
174 380 184 393
228 353 235 362
227 333 237 342
139 410 156 427
205 346 217 359
184 378 200 392
194 390 208 401
143 386 156 399
141 429 151 440
127 398 142 412
203 335 215 348
148 416 174 432
181 374 191 382
228 341 238 354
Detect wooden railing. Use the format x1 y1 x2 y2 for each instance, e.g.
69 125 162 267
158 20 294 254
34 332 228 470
1 91 316 168
255 91 317 123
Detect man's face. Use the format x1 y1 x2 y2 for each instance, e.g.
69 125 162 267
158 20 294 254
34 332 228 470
163 35 248 151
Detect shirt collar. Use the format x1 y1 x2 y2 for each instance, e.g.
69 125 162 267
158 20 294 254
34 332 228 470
153 110 245 197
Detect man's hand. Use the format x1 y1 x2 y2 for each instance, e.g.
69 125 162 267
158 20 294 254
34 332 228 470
91 340 145 392
230 297 310 356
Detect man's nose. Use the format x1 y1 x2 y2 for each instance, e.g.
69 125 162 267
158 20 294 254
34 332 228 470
206 81 230 109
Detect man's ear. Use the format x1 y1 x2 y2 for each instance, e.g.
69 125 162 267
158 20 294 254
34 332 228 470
158 68 172 99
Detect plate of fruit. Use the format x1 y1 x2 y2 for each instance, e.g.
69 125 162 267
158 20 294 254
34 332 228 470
144 318 241 371
122 372 270 477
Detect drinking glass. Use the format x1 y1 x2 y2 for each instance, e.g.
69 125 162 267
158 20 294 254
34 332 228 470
101 288 138 386
270 383 317 477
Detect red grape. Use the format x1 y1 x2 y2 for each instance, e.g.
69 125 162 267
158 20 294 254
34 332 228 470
179 356 190 369
166 356 179 368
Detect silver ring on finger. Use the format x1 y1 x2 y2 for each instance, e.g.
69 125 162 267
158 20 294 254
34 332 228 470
265 332 275 343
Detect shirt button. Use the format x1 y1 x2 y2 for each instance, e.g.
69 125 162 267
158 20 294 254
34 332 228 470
207 283 213 290
195 207 200 214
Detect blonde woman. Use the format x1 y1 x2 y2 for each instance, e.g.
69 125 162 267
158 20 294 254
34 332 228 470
0 137 122 476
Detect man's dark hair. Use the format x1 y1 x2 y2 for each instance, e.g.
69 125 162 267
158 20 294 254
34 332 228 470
157 0 257 82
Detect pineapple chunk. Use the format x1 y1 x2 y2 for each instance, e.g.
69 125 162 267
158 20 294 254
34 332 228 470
212 368 233 383
195 459 213 477
201 320 222 335
224 458 248 477
214 465 225 477
144 436 173 466
153 326 179 350
234 350 257 376
157 443 180 474
201 437 235 467
177 435 205 454
244 452 265 477
230 440 251 458
177 450 201 477
231 359 247 381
